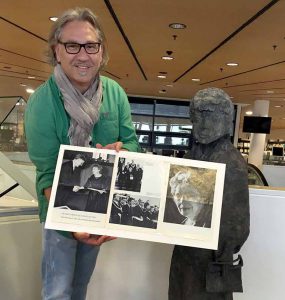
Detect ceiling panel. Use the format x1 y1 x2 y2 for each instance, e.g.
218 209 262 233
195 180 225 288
0 0 284 131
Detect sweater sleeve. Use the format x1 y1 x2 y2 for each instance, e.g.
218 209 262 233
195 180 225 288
25 93 60 193
24 85 64 222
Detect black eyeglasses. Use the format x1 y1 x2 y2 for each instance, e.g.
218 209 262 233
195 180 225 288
58 41 101 54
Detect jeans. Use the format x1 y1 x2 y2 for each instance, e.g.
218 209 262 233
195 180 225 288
42 227 100 300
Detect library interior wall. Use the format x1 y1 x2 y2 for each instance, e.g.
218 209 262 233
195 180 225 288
1 188 282 300
0 218 41 300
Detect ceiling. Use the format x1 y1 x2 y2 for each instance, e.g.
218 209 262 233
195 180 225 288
0 0 285 132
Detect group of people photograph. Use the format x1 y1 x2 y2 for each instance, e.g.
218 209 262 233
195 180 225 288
115 158 144 192
109 193 159 229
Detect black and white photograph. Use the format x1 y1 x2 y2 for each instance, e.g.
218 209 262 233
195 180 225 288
163 165 217 228
115 157 144 192
109 193 160 229
54 149 115 214
46 145 225 249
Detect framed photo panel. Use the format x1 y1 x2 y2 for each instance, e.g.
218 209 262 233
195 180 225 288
45 145 225 250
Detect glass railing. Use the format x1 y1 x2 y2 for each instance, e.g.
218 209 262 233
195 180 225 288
0 96 27 153
0 151 37 217
0 96 37 216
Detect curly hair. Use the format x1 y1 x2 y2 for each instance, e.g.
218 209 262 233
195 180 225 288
189 88 234 135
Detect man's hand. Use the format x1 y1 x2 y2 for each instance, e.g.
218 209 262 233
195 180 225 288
44 187 52 202
72 232 116 246
96 142 127 152
98 189 106 194
72 185 83 192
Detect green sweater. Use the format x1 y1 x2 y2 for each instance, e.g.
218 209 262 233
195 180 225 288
25 75 140 224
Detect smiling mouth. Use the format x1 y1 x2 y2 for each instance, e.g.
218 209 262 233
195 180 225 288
76 65 90 76
76 65 89 69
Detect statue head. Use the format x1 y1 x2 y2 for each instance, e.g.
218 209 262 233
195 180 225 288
190 87 234 144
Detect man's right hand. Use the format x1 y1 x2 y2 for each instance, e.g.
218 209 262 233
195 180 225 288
44 187 52 202
72 185 83 192
72 232 116 246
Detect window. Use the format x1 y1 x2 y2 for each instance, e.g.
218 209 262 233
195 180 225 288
129 97 192 153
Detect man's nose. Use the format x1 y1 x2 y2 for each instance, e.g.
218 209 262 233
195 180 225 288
76 46 89 58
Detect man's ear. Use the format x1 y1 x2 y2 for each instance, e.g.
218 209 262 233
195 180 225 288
54 45 61 63
98 47 103 67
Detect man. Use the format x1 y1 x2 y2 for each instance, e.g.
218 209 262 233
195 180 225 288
109 194 123 224
121 196 132 225
130 198 144 227
168 88 250 300
54 152 87 210
24 7 140 300
134 164 143 191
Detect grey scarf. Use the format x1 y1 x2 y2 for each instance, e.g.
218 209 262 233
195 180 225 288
54 64 103 146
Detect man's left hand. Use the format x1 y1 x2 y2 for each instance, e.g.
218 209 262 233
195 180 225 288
73 232 116 246
96 142 127 152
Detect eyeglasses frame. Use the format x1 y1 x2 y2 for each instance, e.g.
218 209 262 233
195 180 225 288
58 41 101 54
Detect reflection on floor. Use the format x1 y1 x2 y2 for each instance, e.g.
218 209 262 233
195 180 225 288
0 195 37 207
0 195 38 217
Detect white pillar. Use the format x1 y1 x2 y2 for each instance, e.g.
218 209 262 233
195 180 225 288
248 100 269 170
233 104 242 147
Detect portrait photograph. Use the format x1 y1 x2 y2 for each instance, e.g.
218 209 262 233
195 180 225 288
163 164 217 228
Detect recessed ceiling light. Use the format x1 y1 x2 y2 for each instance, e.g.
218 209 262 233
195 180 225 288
159 89 167 94
28 76 35 79
49 16 58 22
26 88 35 94
157 75 166 79
166 84 173 87
274 105 282 108
246 111 253 115
169 23 186 29
20 83 27 87
226 62 239 67
230 96 234 99
162 56 174 60
266 90 274 94
192 78 200 82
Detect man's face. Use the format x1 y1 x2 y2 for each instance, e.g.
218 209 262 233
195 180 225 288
55 20 103 93
74 158 84 167
192 106 227 144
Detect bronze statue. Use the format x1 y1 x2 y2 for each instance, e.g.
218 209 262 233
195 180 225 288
168 88 250 300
